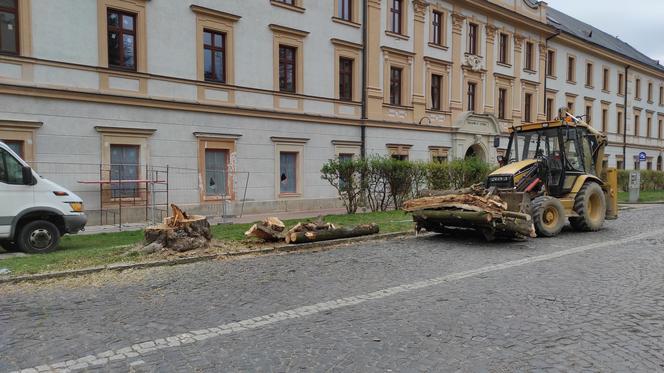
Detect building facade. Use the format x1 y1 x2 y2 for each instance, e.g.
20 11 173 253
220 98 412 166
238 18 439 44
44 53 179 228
0 0 662 222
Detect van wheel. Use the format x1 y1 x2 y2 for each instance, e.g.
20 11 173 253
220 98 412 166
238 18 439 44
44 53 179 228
570 182 606 231
532 196 566 237
17 220 61 254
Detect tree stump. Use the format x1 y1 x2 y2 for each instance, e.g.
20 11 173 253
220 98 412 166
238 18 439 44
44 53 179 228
142 204 212 252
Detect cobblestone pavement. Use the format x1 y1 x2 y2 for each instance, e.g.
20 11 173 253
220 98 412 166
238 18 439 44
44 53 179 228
3 206 664 372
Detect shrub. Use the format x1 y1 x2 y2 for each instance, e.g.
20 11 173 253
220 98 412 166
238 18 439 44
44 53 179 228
616 169 664 192
426 157 493 190
320 157 367 214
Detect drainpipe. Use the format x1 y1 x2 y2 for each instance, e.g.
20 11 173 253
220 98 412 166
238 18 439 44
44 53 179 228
360 0 368 159
543 30 560 118
623 65 630 169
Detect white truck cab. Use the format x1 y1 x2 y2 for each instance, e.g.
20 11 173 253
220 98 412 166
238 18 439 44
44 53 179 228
0 141 87 253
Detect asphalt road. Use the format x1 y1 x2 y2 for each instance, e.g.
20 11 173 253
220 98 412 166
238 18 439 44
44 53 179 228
2 205 664 372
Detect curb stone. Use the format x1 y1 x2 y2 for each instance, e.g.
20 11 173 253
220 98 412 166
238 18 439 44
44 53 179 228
0 231 421 284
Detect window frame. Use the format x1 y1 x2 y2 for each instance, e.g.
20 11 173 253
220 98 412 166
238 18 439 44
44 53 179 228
273 139 307 198
203 29 227 83
0 0 19 55
271 24 308 95
467 22 478 56
498 33 509 65
109 144 140 199
602 67 610 92
618 72 624 95
430 73 442 111
98 0 146 73
338 56 354 101
567 54 576 83
498 88 507 119
389 66 403 106
635 78 641 100
467 82 476 112
338 0 352 21
432 10 443 46
524 41 534 71
278 44 297 93
524 92 532 123
546 49 556 77
585 61 593 87
106 8 137 71
389 0 403 35
647 82 653 103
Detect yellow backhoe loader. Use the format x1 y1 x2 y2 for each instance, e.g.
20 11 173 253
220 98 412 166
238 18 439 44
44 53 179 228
404 109 619 240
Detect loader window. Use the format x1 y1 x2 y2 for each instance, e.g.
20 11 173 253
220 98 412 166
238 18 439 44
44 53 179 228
509 128 562 162
563 130 583 172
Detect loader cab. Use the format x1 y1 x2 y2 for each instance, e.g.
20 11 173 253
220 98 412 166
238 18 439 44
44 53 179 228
503 123 598 196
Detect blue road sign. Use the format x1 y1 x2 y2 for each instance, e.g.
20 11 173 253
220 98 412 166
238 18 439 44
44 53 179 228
639 152 647 161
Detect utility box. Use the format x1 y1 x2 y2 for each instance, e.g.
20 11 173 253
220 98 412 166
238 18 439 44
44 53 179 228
628 171 641 203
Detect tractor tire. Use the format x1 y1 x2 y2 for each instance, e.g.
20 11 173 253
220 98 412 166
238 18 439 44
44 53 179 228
532 196 566 237
570 182 606 232
17 220 61 254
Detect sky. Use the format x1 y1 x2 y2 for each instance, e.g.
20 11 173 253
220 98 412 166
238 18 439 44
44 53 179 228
546 0 664 65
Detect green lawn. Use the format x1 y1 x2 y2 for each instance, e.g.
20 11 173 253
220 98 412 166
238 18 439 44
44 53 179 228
618 190 664 203
0 210 413 276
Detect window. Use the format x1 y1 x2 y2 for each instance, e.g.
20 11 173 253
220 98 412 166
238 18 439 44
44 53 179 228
110 144 139 198
634 114 640 136
524 93 532 123
618 73 624 95
3 139 23 158
467 82 476 112
107 9 137 70
648 83 653 102
389 0 403 34
279 45 297 92
339 57 353 101
585 105 592 124
467 23 478 55
498 88 507 119
338 0 352 21
635 78 641 99
585 62 593 87
525 42 533 71
430 147 448 163
659 155 663 171
431 74 442 110
546 98 554 120
432 11 443 46
498 33 509 64
203 30 226 83
567 100 575 114
546 50 555 76
647 117 652 138
0 0 18 54
660 119 663 140
660 87 663 105
601 108 608 132
616 158 624 170
205 149 228 197
277 0 294 4
279 151 298 194
389 67 402 106
602 68 609 91
617 111 623 134
0 147 23 184
647 159 653 170
388 145 410 160
567 56 575 82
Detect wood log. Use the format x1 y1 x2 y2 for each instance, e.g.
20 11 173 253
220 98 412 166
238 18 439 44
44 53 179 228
414 210 494 225
286 224 379 244
244 217 286 241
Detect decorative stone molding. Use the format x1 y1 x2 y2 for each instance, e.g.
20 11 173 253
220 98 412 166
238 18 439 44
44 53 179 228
485 24 498 44
412 0 429 19
451 13 466 35
513 34 526 52
465 54 484 72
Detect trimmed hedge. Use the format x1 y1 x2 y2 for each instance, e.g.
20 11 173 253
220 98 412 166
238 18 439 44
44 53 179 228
617 169 664 192
321 156 493 212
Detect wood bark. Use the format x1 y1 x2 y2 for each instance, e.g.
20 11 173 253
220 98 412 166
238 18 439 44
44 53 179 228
142 204 212 252
285 224 379 244
244 217 286 242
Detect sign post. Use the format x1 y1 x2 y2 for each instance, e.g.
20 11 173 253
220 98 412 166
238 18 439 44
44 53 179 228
629 170 641 203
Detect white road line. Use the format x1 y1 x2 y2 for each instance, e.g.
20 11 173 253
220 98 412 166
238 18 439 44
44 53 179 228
15 228 664 373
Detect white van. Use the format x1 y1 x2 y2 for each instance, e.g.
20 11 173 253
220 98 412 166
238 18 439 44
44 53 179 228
0 141 87 253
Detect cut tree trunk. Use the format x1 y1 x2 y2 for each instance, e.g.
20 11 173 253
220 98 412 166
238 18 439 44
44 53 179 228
285 224 379 244
244 217 286 242
142 204 212 252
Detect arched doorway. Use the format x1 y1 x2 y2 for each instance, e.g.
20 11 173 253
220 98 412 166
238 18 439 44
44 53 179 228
465 144 486 161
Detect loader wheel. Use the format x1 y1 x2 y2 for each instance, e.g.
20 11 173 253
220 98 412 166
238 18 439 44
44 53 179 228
532 196 566 237
570 182 606 231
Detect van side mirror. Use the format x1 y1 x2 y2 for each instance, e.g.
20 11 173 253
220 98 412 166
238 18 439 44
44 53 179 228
22 166 34 185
